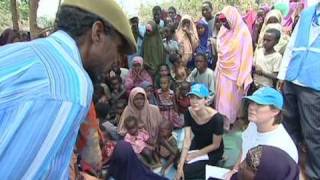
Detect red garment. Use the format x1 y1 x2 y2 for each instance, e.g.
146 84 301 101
176 96 190 114
102 141 116 164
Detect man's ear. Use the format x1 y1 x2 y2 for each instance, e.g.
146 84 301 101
91 21 106 44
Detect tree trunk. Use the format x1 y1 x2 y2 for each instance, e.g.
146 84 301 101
10 0 20 30
29 0 42 39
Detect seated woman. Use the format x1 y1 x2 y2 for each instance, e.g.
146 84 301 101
125 56 153 95
107 141 168 180
176 83 224 180
118 87 162 146
230 145 299 180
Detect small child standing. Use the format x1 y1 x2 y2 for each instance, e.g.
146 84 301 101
163 25 180 69
170 53 188 84
253 28 282 89
157 120 179 176
156 76 183 128
155 64 176 90
123 116 159 168
175 81 191 115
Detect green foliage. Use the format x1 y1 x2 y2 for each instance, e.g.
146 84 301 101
0 0 54 32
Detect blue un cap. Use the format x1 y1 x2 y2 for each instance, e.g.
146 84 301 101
244 87 283 109
187 83 209 99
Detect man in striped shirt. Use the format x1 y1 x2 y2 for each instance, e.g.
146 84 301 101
0 0 136 179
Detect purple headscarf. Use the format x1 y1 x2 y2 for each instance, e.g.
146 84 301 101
255 145 299 180
196 19 209 54
232 145 299 180
108 141 168 180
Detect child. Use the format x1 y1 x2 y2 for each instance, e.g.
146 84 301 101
139 81 159 106
163 25 180 69
102 99 127 141
187 53 215 104
100 126 116 166
156 76 183 128
175 81 191 114
123 116 159 168
155 64 176 90
253 28 282 88
93 84 109 104
109 75 127 104
157 120 179 176
170 53 188 84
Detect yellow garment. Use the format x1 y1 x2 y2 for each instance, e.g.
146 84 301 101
253 48 282 87
63 0 136 54
176 15 199 65
258 10 283 45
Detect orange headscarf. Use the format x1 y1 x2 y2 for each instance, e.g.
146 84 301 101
176 15 199 65
217 6 253 90
118 87 162 143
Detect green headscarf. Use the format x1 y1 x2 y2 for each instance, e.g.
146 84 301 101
274 3 289 17
142 21 165 75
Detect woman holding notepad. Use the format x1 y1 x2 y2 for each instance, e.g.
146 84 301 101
175 83 224 180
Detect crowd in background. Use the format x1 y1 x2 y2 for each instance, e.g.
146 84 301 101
1 0 319 179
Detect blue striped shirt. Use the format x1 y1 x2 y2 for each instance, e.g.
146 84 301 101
0 31 93 179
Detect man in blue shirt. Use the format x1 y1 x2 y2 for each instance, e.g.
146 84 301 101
0 0 136 179
278 4 320 179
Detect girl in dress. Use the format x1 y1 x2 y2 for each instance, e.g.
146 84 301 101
156 76 183 128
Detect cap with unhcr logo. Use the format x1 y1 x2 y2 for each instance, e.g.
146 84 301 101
62 0 137 54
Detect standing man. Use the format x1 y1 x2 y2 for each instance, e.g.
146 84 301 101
128 15 146 68
202 1 215 36
278 3 320 179
0 0 136 179
153 6 165 29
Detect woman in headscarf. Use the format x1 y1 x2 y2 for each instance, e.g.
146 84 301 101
215 6 253 130
108 141 168 180
0 28 20 46
142 21 165 76
283 1 304 35
257 9 290 55
176 15 199 67
124 56 153 95
193 19 214 69
231 145 299 180
118 87 162 144
251 5 271 49
138 80 159 106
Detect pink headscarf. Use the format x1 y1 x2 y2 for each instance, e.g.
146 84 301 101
217 6 253 90
125 56 152 94
244 10 257 34
283 2 305 33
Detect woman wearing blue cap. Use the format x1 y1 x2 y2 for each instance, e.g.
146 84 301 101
225 87 298 179
175 83 225 180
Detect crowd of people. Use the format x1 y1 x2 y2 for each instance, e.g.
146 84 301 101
1 0 320 179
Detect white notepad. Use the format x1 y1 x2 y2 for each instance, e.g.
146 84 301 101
205 165 230 180
186 150 209 164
